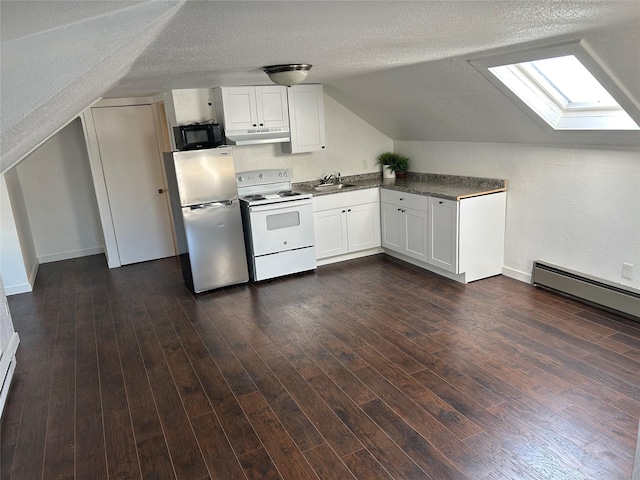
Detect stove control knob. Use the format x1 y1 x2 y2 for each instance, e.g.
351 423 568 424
283 171 288 177
259 174 263 179
237 176 243 182
278 172 283 177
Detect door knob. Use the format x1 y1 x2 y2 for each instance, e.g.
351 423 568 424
158 188 165 194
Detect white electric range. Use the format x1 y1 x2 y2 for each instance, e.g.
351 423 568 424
236 169 316 281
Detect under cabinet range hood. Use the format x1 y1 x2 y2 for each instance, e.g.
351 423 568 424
224 127 290 146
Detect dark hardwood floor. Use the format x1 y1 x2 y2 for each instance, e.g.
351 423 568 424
1 253 639 480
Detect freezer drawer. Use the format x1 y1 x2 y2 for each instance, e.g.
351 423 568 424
182 200 248 292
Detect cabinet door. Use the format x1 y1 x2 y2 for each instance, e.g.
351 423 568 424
403 207 428 262
255 86 289 128
428 197 459 273
347 203 381 252
314 208 348 259
283 84 326 154
380 203 403 252
220 86 258 130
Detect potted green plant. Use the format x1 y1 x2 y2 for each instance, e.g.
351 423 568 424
376 152 410 179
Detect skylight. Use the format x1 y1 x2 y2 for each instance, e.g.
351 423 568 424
471 41 640 131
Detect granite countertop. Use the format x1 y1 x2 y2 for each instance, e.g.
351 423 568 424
294 172 507 201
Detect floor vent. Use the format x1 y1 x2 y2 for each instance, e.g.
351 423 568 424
532 261 640 320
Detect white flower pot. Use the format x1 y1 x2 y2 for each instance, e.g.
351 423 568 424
382 165 395 179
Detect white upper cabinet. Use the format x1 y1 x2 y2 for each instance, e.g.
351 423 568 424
282 84 326 154
215 86 289 131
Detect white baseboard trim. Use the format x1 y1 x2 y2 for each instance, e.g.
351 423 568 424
38 246 105 264
27 259 39 288
502 266 532 284
4 282 32 296
316 247 383 267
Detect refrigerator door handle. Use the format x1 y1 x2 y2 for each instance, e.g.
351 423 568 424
189 200 233 210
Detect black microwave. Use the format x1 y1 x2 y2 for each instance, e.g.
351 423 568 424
173 123 224 150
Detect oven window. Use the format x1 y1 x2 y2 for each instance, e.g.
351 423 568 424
266 211 300 230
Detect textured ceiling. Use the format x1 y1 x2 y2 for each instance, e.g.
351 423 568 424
2 0 640 172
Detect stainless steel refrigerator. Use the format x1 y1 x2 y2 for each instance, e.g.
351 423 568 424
163 147 248 293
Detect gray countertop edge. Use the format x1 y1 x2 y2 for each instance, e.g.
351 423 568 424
294 172 507 201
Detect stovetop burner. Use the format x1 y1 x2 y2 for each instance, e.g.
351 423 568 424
243 194 267 201
278 190 302 197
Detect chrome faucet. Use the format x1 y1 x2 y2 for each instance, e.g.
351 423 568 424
321 174 334 184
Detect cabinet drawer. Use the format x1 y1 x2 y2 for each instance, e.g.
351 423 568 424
380 189 427 211
313 187 379 212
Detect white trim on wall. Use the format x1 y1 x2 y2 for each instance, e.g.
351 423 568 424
80 109 121 268
39 246 105 264
502 266 532 284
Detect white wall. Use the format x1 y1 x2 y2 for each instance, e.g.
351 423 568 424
0 170 38 295
16 118 104 264
167 88 392 183
395 141 640 290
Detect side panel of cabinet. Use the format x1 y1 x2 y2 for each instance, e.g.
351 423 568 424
283 84 326 154
347 203 381 252
428 197 459 273
459 192 506 281
314 208 348 259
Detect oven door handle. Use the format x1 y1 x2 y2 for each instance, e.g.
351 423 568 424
249 199 312 213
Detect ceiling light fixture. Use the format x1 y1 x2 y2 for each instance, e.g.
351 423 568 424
263 64 312 86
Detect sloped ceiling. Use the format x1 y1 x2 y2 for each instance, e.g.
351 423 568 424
1 1 639 172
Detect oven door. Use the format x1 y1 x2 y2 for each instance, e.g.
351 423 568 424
248 199 315 256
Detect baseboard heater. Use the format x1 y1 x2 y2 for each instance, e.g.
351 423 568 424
532 261 640 320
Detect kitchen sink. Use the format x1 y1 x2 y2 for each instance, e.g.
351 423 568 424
314 183 357 192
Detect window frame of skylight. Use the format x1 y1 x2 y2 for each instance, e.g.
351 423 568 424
469 40 640 132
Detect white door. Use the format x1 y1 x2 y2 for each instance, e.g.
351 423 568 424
92 105 175 265
221 86 258 130
314 208 348 259
255 86 289 128
404 207 428 262
380 203 403 251
428 197 458 272
347 203 381 252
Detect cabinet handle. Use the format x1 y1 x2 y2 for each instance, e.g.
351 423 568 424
342 210 346 213
399 197 404 201
252 123 257 127
439 201 443 204
397 208 401 212
259 123 264 127
347 209 351 212
158 188 165 194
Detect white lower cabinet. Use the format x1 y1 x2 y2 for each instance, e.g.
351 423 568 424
382 188 506 283
428 197 458 272
313 189 381 261
380 190 428 262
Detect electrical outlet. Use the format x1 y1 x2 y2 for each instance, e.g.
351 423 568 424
622 262 634 279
